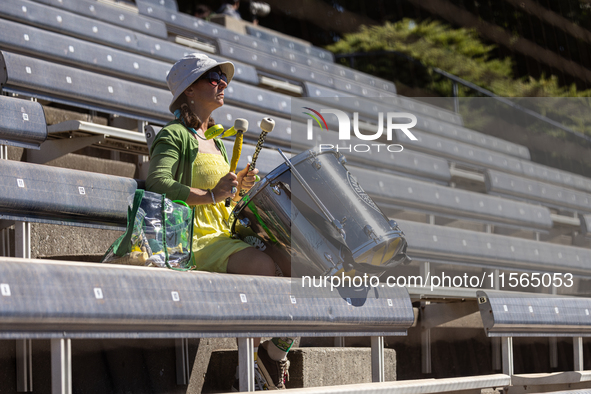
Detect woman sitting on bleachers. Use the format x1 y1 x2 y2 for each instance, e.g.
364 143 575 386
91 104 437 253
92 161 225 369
146 53 292 389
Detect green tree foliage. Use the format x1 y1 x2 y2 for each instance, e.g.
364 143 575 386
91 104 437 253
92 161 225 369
326 19 591 98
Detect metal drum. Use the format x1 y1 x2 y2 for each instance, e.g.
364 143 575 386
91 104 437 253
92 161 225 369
231 149 408 277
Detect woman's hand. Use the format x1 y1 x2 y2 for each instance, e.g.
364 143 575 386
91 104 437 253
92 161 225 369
235 164 259 199
212 172 239 201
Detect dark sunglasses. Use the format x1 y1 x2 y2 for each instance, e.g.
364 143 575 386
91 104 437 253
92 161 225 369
201 70 228 87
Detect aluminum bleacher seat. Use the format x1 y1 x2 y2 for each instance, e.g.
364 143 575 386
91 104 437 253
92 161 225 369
305 82 465 129
0 18 170 88
0 50 172 123
137 2 262 47
30 0 168 39
1 0 167 57
0 159 136 229
306 82 479 137
397 219 591 278
395 129 591 195
216 39 394 98
245 26 334 62
345 148 452 183
216 105 452 182
394 128 525 173
349 166 552 232
0 95 47 150
294 56 398 96
478 290 591 337
136 2 336 63
218 40 334 87
134 2 399 95
412 112 528 159
0 0 259 86
521 159 591 195
135 0 178 12
0 256 414 392
486 169 591 213
477 290 591 379
224 81 291 117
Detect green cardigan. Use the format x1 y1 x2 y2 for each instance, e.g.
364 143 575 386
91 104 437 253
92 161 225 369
146 120 229 201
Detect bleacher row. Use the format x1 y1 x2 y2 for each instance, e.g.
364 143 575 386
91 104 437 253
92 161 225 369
1 0 591 393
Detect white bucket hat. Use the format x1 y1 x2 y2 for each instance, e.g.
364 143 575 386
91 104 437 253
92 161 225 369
166 53 235 113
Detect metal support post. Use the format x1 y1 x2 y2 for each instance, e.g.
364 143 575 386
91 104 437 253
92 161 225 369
371 336 385 383
334 337 345 347
421 326 432 374
237 337 254 392
138 120 147 134
491 269 501 371
493 269 500 290
549 337 558 369
549 285 559 369
15 221 31 258
15 221 33 391
1 228 8 256
420 261 432 374
420 262 430 284
175 338 190 385
574 337 584 372
16 339 33 392
1 144 7 159
492 337 502 371
51 338 72 394
501 337 514 376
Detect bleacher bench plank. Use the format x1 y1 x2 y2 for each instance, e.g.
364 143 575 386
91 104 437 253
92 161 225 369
350 166 552 231
31 0 169 39
0 18 171 88
0 257 415 338
0 159 136 229
398 219 591 277
0 95 47 150
477 290 591 337
245 25 334 62
486 169 591 213
0 50 173 122
1 0 259 86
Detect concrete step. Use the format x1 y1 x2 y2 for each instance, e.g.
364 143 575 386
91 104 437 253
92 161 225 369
204 347 396 392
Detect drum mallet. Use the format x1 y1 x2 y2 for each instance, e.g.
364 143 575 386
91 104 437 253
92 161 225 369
225 118 249 207
239 117 275 197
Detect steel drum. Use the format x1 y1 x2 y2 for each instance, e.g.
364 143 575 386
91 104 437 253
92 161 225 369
231 149 408 277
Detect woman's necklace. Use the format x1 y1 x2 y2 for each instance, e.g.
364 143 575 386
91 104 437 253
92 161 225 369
174 109 207 140
193 130 207 140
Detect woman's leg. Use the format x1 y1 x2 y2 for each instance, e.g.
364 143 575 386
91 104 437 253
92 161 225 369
227 247 292 388
227 247 275 276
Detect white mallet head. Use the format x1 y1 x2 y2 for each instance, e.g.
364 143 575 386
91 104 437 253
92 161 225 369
234 118 249 133
260 117 275 133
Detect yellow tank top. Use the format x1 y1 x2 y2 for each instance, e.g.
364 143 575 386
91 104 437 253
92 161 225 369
191 152 233 234
189 152 257 273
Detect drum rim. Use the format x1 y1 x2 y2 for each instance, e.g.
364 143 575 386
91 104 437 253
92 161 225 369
231 149 340 217
351 230 406 260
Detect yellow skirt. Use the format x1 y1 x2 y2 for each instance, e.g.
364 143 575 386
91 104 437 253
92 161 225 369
191 153 251 273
